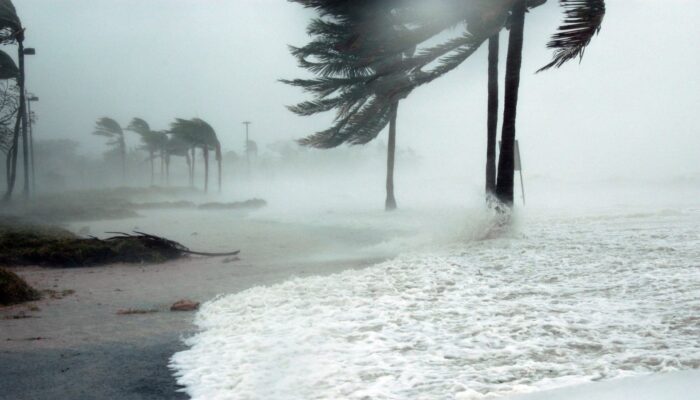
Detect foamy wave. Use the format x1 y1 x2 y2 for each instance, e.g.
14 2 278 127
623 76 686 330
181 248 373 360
171 208 700 399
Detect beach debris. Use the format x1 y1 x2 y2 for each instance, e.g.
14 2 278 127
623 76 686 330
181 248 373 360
0 268 40 306
170 299 200 312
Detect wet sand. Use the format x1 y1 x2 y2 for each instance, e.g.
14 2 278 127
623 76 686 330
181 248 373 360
0 210 392 400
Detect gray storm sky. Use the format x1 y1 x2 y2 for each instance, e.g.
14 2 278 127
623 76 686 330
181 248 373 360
16 0 700 182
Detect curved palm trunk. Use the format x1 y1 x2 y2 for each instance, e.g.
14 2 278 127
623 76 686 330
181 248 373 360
149 150 155 185
495 1 526 207
385 102 399 211
485 33 499 197
203 145 209 193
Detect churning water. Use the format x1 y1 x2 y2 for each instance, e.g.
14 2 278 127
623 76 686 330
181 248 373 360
171 206 700 399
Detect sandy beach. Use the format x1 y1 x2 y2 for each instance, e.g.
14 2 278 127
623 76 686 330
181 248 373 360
0 208 392 400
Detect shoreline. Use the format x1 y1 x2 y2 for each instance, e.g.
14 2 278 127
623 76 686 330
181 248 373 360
1 210 393 400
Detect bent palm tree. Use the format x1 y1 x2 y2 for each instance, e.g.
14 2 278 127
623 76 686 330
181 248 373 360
285 2 415 210
126 118 168 185
93 117 126 183
170 118 222 192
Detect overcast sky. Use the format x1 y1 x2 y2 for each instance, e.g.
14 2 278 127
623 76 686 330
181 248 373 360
16 0 700 183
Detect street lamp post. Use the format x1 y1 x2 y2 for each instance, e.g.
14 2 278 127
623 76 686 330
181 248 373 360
27 94 38 192
20 46 35 198
242 121 251 177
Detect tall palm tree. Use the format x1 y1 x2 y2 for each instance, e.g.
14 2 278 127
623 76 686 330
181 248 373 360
495 0 606 205
285 1 415 211
93 117 126 183
291 0 606 209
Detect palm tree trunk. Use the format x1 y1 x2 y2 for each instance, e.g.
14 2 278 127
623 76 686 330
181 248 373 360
190 147 196 188
120 135 126 185
486 33 499 197
185 152 191 187
160 150 165 184
203 146 209 193
165 155 170 186
385 102 399 211
495 1 526 207
3 97 24 201
150 150 154 185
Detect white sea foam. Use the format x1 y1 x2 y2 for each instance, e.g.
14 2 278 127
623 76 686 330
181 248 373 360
171 207 700 400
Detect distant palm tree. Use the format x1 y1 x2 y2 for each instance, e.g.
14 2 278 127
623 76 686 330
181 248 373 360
169 118 222 192
93 117 126 182
126 118 168 185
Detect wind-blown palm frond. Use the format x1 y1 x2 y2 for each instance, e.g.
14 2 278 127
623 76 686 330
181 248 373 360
93 117 123 138
126 117 150 136
538 0 606 72
0 49 17 79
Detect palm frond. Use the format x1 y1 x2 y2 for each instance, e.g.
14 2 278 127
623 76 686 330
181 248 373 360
93 117 123 138
0 49 17 79
538 0 606 72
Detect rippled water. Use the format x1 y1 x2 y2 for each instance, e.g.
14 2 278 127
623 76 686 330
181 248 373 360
171 207 700 400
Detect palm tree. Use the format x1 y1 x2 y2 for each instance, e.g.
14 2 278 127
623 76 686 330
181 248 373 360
169 118 222 192
93 117 126 182
495 0 606 205
290 0 606 209
126 118 168 185
285 1 415 211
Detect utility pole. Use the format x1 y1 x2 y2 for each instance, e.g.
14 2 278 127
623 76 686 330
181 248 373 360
242 121 251 177
27 94 38 193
